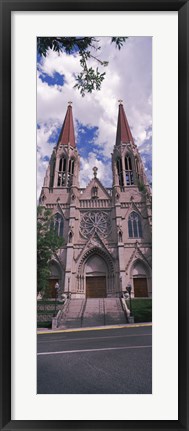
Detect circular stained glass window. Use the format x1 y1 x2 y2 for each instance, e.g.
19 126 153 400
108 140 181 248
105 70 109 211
80 211 111 238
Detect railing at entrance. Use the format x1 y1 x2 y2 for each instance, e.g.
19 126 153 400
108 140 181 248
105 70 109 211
80 299 87 327
52 296 71 329
121 296 135 323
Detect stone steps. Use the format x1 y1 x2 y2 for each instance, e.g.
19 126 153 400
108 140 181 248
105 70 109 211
59 298 127 329
104 298 127 325
81 299 105 327
59 299 85 328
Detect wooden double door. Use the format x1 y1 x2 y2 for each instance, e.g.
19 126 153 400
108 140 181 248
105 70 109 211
133 278 148 297
48 278 59 298
86 276 106 298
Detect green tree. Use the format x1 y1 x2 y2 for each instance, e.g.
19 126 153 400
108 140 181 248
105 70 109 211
37 206 64 296
37 36 127 96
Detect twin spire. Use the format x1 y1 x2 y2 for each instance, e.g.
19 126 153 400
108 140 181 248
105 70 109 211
116 100 134 146
57 100 134 149
58 101 76 148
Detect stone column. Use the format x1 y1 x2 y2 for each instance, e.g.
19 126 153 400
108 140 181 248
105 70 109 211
117 243 126 295
64 243 74 294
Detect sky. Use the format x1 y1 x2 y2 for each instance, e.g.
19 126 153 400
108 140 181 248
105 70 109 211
37 37 152 198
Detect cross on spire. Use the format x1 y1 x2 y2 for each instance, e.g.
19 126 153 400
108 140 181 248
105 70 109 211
93 166 98 178
118 99 123 105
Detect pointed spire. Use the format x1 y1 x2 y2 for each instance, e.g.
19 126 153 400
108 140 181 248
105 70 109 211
58 101 76 147
116 100 134 146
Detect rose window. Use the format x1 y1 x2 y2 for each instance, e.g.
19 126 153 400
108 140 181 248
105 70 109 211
80 212 111 238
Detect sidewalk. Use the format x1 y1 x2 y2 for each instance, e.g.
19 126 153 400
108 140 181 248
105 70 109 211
37 322 152 335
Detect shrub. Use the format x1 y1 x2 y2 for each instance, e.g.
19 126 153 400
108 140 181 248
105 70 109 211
128 298 152 323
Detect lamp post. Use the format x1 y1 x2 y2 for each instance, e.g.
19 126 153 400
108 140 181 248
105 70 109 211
126 282 132 317
54 282 59 315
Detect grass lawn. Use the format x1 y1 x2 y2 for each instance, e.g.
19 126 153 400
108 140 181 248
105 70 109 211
128 298 152 323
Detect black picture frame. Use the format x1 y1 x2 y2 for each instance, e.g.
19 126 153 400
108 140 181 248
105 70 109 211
0 0 188 430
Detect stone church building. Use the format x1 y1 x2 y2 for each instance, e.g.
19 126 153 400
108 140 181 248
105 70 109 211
39 101 152 300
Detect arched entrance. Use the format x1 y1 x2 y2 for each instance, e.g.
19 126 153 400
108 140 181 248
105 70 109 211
85 255 107 298
131 260 149 297
77 247 115 297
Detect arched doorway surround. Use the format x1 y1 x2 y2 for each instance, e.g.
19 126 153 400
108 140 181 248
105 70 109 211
85 255 107 298
48 260 63 298
130 259 151 297
77 247 116 297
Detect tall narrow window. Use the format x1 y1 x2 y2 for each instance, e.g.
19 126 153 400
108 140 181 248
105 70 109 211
135 157 140 181
50 213 64 237
57 156 67 186
67 159 74 187
49 158 55 188
116 158 124 188
128 211 142 238
91 186 98 198
125 155 134 185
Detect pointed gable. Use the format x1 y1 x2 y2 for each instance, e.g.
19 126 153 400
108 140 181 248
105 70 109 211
80 177 111 200
116 101 134 146
58 102 76 147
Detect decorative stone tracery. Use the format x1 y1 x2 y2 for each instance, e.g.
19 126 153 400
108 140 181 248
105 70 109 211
80 211 111 238
77 247 115 295
39 101 152 300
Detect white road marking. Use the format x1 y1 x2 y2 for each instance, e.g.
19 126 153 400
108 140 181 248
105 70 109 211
38 345 152 356
38 333 151 344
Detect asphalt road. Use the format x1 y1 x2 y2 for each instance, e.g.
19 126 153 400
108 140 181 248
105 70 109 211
37 325 152 394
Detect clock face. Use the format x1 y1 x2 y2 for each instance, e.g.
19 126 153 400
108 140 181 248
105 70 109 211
80 211 111 239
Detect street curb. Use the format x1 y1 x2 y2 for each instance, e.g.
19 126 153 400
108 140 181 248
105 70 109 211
37 322 152 335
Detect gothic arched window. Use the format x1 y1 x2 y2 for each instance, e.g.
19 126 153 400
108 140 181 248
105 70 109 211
135 157 140 181
125 155 134 185
116 158 124 188
49 157 55 188
67 159 75 187
50 213 64 237
57 156 67 186
91 186 98 198
128 211 142 238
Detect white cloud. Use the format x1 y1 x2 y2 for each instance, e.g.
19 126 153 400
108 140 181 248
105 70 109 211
80 153 112 188
37 152 49 199
37 122 59 197
37 36 152 196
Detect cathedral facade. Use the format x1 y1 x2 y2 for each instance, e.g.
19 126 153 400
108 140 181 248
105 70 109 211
39 101 152 299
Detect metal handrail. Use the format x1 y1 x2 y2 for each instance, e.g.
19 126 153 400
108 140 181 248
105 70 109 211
121 296 130 321
52 296 71 329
